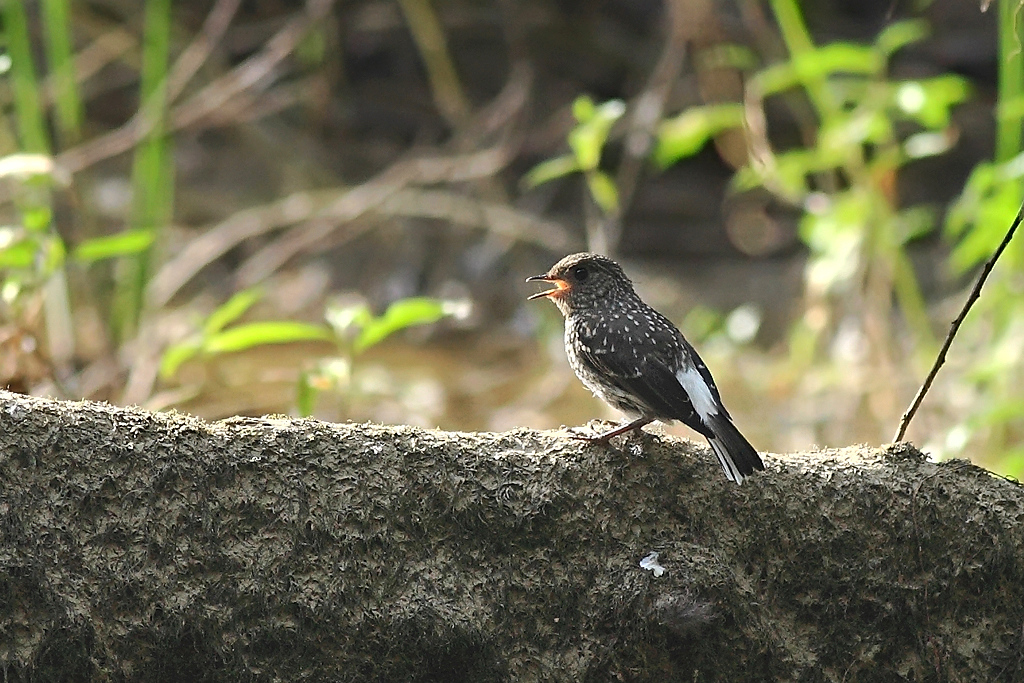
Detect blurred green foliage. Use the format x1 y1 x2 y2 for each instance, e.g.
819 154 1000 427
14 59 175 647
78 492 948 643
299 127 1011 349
116 0 173 342
524 2 1024 478
659 15 968 354
160 291 466 418
159 289 331 380
929 0 1024 476
297 297 470 417
524 96 626 215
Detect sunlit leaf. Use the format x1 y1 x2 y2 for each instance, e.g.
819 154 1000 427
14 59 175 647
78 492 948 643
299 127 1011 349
753 43 881 96
0 239 36 268
204 321 331 354
522 154 581 188
23 204 51 232
568 99 625 170
0 226 20 250
1 278 23 304
325 302 372 337
948 180 1019 274
42 233 66 273
903 131 956 159
319 357 351 383
354 297 452 353
572 95 596 123
73 229 155 263
996 95 1024 124
895 206 937 244
204 288 264 337
945 162 996 240
944 155 1024 274
894 75 970 129
585 170 619 215
0 153 53 178
875 19 929 56
159 337 203 379
655 103 745 167
819 110 892 152
296 370 318 417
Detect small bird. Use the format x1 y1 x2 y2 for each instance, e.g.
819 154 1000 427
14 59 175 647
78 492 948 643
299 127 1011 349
527 252 764 484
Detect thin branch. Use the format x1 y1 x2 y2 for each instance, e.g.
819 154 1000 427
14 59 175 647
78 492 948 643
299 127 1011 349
146 142 516 308
55 0 334 175
893 202 1024 443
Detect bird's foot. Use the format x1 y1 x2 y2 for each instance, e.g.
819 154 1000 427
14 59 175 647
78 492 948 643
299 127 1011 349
567 419 654 444
565 426 613 443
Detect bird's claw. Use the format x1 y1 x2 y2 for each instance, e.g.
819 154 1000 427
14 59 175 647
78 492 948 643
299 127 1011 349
566 428 603 443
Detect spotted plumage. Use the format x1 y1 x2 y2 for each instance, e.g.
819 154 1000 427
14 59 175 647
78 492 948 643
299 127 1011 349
527 252 765 484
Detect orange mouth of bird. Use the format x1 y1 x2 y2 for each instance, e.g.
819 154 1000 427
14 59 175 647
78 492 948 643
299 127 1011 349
526 275 570 300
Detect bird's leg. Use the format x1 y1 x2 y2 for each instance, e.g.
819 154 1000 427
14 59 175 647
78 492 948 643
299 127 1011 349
571 417 653 443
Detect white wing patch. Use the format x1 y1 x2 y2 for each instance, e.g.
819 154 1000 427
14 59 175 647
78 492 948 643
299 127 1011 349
675 365 718 421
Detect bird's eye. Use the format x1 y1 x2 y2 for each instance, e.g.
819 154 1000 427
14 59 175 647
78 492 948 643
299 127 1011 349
573 266 589 281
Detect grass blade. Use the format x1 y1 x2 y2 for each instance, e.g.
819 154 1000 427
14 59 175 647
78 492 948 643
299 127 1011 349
2 0 50 152
114 0 173 340
41 0 83 145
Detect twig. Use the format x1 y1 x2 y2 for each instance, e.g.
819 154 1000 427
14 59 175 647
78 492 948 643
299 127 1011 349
146 142 516 307
396 0 470 129
609 0 690 252
55 0 334 175
893 202 1024 442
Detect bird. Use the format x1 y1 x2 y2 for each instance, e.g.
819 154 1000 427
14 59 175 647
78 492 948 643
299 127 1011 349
527 252 765 484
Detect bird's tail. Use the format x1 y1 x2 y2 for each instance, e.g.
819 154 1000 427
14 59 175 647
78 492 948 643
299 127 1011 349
706 413 764 485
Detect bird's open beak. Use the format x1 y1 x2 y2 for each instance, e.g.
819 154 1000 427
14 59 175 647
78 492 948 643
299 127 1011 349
526 274 570 300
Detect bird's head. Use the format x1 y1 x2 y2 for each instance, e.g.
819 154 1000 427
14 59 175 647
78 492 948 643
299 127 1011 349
526 252 636 316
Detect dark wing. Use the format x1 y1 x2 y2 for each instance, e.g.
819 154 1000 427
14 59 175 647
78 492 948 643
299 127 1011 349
576 330 717 438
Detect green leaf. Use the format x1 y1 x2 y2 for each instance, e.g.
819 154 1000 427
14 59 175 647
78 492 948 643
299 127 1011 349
754 43 882 97
41 0 84 142
73 229 155 263
996 95 1024 124
734 148 835 199
949 181 1020 274
875 19 929 57
354 297 452 353
892 75 970 130
325 302 372 338
944 159 1022 274
159 337 203 379
2 0 50 153
42 233 66 273
0 153 54 178
204 321 331 354
203 288 264 337
522 154 581 188
0 239 37 268
819 109 893 153
296 370 318 417
572 95 596 123
585 170 619 215
895 206 937 244
655 103 745 167
568 99 625 170
902 131 955 160
945 162 996 240
23 205 52 232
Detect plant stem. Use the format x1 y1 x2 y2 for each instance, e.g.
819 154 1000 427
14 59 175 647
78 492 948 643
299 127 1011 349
115 0 174 342
997 0 1024 164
